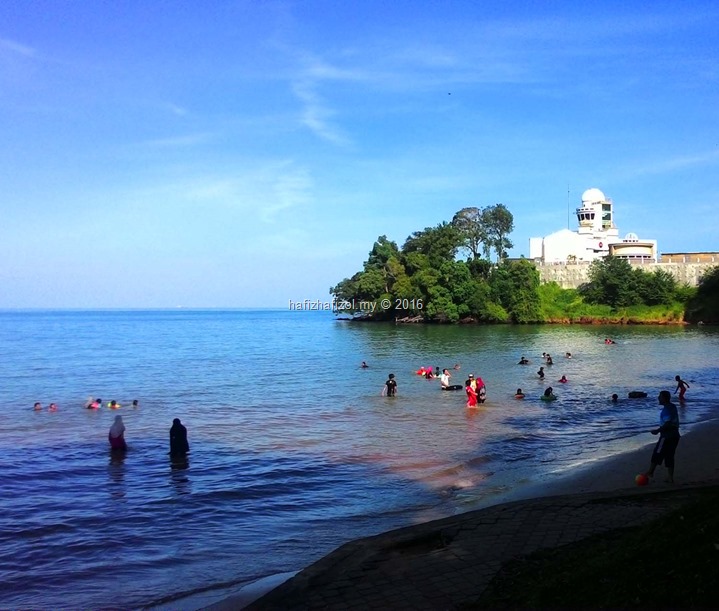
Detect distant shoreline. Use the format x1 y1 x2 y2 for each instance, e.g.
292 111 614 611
337 315 693 325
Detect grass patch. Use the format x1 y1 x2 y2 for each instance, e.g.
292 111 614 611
537 283 687 323
473 487 719 609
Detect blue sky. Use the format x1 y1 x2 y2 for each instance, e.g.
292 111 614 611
1 1 717 308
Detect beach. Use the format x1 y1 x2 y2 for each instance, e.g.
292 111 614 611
206 416 719 610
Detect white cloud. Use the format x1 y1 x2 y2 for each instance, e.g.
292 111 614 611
0 37 36 58
140 133 214 148
291 78 350 145
129 159 314 223
619 149 719 179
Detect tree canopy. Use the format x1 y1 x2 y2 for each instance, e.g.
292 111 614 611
331 204 537 323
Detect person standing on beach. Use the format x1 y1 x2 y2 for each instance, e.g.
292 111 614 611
674 375 690 401
383 373 397 397
644 390 680 483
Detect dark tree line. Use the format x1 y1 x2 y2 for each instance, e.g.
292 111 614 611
685 266 719 323
578 256 684 308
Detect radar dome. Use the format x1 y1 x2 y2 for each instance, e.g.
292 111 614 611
581 188 606 204
624 232 639 242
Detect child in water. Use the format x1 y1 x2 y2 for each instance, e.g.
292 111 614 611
515 388 525 399
383 374 397 397
674 375 690 401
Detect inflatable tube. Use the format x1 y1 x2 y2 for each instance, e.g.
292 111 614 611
541 394 557 402
441 385 463 391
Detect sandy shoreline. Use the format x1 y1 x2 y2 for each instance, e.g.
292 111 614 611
199 416 719 610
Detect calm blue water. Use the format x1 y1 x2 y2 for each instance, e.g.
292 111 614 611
0 310 717 609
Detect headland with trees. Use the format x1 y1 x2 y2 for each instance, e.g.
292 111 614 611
330 204 718 325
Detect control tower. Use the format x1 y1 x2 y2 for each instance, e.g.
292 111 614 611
576 188 617 237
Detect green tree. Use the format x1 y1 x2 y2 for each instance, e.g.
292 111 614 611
402 222 463 268
636 269 677 306
330 235 407 315
483 204 514 262
505 259 542 322
579 256 641 308
685 265 719 323
452 207 489 260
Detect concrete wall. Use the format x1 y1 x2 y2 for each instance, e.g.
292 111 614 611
535 261 718 289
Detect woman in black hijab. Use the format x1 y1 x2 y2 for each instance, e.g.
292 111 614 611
169 418 190 455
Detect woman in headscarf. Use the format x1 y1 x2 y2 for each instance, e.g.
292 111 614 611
465 374 478 408
108 415 127 450
475 376 487 404
169 418 190 455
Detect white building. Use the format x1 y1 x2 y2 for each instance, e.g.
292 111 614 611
529 188 657 263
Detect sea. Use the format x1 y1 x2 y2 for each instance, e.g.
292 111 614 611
0 309 717 610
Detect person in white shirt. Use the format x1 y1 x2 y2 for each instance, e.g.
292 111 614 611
440 368 451 389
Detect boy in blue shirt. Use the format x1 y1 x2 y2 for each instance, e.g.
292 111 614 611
644 390 680 483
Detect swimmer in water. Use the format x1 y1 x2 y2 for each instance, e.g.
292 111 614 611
611 393 619 403
515 388 525 399
361 361 369 369
537 366 545 380
559 375 568 383
542 387 557 401
565 352 572 359
518 356 529 365
33 402 42 411
49 403 58 412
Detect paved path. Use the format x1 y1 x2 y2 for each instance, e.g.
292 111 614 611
244 485 712 610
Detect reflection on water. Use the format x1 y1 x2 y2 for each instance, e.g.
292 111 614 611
170 455 191 496
108 448 127 500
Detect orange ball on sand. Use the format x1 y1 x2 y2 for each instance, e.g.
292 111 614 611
635 473 649 486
